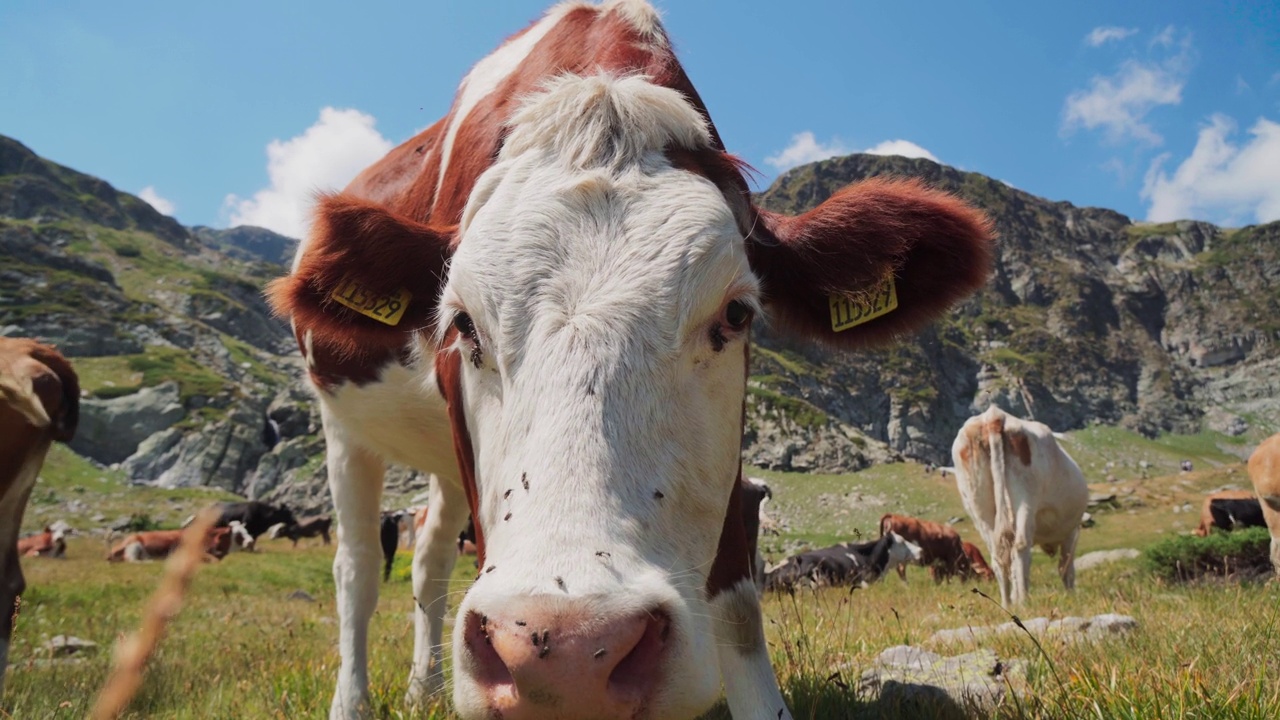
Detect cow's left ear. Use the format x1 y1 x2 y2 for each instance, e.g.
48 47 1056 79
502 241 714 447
746 177 995 349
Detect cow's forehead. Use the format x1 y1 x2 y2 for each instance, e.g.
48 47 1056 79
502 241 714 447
446 159 753 354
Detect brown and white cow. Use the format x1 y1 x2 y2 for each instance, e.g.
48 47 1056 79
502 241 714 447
1192 489 1259 537
106 527 232 563
1248 433 1280 579
1 337 79 698
879 512 967 582
952 405 1088 607
17 526 67 558
268 2 993 717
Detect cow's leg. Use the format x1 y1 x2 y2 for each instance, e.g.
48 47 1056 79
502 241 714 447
1009 507 1035 606
710 482 792 720
324 412 385 720
1057 526 1081 591
405 474 470 706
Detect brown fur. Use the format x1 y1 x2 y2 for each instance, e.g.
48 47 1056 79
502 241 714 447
961 540 995 580
1007 431 1033 466
879 513 967 582
748 178 995 351
17 527 64 558
107 528 231 562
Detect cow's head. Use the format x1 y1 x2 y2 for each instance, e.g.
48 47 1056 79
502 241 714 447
272 73 991 718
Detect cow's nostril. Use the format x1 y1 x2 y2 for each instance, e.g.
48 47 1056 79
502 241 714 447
607 610 669 701
464 610 514 691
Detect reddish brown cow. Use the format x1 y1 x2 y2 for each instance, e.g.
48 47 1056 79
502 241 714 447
268 2 994 715
1194 489 1259 536
17 527 66 558
107 527 231 563
961 540 995 580
879 513 968 582
1 337 79 698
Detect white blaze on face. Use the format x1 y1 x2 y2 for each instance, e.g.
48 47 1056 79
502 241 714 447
440 74 757 716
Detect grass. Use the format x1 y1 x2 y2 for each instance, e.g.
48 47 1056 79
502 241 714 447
8 537 1279 718
8 436 1280 718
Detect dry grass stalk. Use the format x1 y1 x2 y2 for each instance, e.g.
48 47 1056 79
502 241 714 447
90 507 220 720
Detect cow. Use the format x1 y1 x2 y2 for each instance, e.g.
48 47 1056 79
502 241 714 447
381 512 403 582
961 540 995 581
1248 433 1280 578
273 515 334 547
1208 497 1266 533
17 526 67 558
212 501 297 540
763 533 921 591
266 2 994 717
0 337 79 699
879 513 968 582
1193 489 1259 536
106 527 232 563
952 405 1089 607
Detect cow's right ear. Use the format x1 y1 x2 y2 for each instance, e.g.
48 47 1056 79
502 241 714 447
267 193 455 358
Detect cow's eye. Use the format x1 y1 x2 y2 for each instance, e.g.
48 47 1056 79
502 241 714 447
724 300 752 330
453 312 476 339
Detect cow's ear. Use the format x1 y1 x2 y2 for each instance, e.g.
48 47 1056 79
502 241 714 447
746 177 994 350
27 343 80 443
267 193 455 358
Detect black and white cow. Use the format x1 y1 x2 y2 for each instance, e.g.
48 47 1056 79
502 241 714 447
764 533 922 591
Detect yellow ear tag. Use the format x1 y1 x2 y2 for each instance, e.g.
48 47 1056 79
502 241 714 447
330 277 411 327
829 275 898 332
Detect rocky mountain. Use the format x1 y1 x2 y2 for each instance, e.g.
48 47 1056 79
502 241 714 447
4 135 1277 513
744 154 1280 470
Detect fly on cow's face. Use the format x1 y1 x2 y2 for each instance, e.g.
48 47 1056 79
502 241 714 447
521 472 529 491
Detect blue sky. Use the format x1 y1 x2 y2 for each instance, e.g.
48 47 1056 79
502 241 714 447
2 1 1278 238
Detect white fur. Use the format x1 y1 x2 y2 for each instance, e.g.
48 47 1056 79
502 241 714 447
308 360 470 719
304 14 788 718
442 72 775 717
227 520 255 552
951 405 1089 607
713 579 794 720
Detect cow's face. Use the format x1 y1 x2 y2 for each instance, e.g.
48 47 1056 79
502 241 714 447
440 78 751 718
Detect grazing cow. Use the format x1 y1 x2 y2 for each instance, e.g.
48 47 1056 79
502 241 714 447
273 515 334 547
0 338 78 699
17 526 67 558
213 501 297 540
879 513 967 582
107 527 232 563
1208 497 1266 532
763 533 921 591
952 406 1089 607
267 2 993 717
1248 433 1280 578
1193 489 1259 536
961 540 995 580
381 512 403 582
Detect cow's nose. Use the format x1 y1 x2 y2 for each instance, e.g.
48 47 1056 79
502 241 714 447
463 602 670 718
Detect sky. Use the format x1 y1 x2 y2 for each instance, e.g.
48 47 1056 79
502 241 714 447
2 1 1278 239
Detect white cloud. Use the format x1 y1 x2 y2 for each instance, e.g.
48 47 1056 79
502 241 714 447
138 186 176 216
1141 114 1280 224
765 133 939 172
224 107 394 239
764 131 850 172
1150 25 1177 48
1085 26 1137 47
864 139 939 162
1062 59 1185 145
